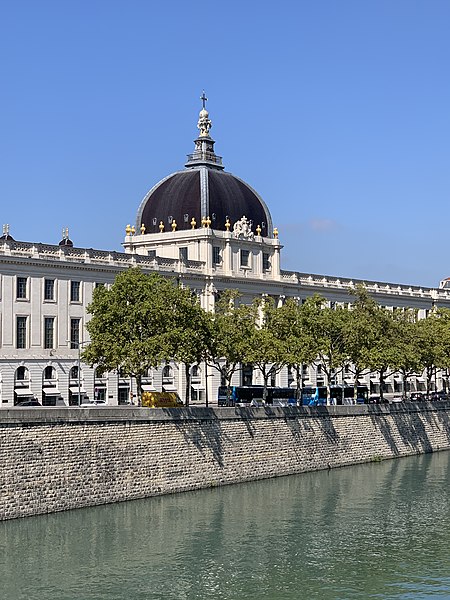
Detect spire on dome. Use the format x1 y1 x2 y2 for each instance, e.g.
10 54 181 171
185 92 224 169
197 91 212 137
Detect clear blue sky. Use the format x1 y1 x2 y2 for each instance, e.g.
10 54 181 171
1 1 449 287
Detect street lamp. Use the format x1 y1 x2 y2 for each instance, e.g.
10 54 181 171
67 339 89 406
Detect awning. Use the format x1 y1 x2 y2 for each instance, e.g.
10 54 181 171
191 384 205 390
14 388 33 397
43 389 61 396
141 384 155 391
69 387 86 394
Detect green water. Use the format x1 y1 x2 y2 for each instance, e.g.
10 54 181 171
1 452 450 599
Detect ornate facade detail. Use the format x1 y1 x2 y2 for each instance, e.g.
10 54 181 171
233 216 254 241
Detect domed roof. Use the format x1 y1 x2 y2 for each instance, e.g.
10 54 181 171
136 168 272 235
135 98 273 236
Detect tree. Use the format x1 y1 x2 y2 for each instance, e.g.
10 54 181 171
205 290 254 401
82 268 202 405
390 309 422 399
168 286 210 406
301 295 349 401
345 285 385 401
272 298 319 400
364 306 398 402
244 296 288 402
433 308 450 393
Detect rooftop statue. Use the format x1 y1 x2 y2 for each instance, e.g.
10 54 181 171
233 216 254 241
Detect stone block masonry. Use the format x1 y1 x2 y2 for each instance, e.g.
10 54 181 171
1 403 450 520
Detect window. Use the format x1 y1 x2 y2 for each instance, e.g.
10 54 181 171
191 365 201 381
44 366 56 380
240 249 250 268
162 365 174 383
213 246 221 265
263 253 271 271
288 366 294 386
16 366 29 381
70 281 80 302
242 364 253 386
44 279 55 301
70 318 80 349
16 316 27 348
44 317 54 349
16 277 28 299
70 366 79 379
94 282 105 289
317 364 322 375
179 247 188 262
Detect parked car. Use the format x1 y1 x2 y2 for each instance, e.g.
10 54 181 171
17 399 42 407
410 393 426 402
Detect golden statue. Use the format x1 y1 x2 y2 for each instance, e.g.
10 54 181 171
273 227 279 239
159 221 164 232
256 224 261 236
205 216 211 228
140 223 146 234
190 217 197 229
125 224 132 235
225 218 231 231
171 220 177 231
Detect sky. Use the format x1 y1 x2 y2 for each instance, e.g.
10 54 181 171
1 0 450 287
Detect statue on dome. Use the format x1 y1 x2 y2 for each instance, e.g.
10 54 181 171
233 216 254 241
197 90 212 137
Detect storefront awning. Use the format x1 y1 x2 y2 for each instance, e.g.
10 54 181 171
141 384 155 391
14 388 33 397
191 384 205 390
69 387 86 394
43 389 61 396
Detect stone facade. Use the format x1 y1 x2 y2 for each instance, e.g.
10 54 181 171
1 404 450 520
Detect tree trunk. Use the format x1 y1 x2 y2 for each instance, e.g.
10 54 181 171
295 365 302 404
136 373 142 406
262 371 269 403
185 363 191 407
379 368 385 403
402 372 408 399
353 369 360 404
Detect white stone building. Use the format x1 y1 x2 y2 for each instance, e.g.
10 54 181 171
1 101 450 406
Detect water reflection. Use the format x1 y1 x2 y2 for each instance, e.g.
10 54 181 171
1 452 450 599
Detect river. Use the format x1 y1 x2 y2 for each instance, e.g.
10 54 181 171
1 451 450 599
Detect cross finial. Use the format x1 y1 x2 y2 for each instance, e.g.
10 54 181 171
200 90 208 109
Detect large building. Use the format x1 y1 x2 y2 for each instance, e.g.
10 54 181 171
1 100 450 406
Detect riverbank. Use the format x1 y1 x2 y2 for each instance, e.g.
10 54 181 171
1 402 450 520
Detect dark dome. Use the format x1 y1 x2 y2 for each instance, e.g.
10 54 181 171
136 167 272 236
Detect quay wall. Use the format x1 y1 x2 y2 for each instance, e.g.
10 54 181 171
2 402 450 520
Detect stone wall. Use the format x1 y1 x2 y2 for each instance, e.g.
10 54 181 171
2 402 450 520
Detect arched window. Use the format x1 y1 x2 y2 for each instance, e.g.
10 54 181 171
44 366 56 381
191 365 201 381
15 366 29 382
162 365 173 383
70 366 79 379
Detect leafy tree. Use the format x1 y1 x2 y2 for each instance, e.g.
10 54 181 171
205 290 254 401
364 306 398 402
345 285 386 401
82 268 204 405
391 309 422 398
300 295 349 401
168 286 210 406
272 298 319 400
244 296 288 402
